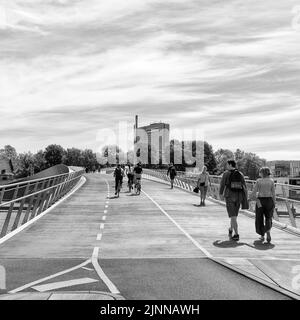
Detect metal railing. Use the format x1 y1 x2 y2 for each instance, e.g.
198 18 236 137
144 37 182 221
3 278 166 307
0 169 85 239
143 169 300 229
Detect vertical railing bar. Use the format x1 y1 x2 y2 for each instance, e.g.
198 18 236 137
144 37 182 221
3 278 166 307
11 183 30 231
0 184 20 237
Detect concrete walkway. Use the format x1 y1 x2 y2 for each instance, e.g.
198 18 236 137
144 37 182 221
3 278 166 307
0 173 299 299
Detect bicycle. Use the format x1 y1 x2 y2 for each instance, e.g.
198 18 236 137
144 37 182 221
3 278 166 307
127 174 134 192
135 178 141 195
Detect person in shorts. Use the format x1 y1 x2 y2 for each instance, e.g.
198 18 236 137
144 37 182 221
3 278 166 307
219 160 247 241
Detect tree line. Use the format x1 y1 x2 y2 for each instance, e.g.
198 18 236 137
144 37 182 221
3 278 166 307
1 142 266 180
0 145 99 178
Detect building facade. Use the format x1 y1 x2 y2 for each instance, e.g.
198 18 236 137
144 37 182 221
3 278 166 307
0 157 15 184
134 116 170 165
267 160 300 178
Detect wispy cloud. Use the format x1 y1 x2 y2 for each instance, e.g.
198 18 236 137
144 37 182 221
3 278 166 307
0 0 300 159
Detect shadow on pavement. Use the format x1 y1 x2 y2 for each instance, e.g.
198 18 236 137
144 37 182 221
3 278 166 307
247 240 275 250
213 240 246 248
213 239 275 251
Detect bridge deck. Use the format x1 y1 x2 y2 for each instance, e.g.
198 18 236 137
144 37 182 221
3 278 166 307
0 174 299 299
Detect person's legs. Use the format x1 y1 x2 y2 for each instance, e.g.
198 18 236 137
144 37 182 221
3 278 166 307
231 216 238 235
115 178 119 194
170 178 174 189
255 205 265 238
199 186 204 205
203 186 208 205
226 199 239 236
263 198 274 242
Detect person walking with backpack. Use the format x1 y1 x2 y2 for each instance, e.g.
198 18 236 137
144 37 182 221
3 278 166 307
219 160 247 241
167 163 177 189
197 165 211 206
249 167 276 243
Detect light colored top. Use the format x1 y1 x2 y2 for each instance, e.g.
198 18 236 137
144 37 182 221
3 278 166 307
250 177 276 203
197 172 210 187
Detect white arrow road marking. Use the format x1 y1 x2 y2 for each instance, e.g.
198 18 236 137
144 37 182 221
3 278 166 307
92 247 120 294
32 278 98 292
9 259 92 294
82 267 94 271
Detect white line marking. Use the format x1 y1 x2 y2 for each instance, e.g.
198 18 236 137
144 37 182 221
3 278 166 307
97 232 102 240
100 224 104 230
9 259 91 294
105 205 108 208
103 216 106 221
142 190 213 258
213 256 300 262
0 176 87 246
92 247 120 294
82 267 94 271
104 210 108 214
32 277 98 292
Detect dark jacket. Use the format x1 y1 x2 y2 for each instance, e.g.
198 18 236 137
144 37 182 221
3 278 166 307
167 166 177 179
219 170 248 208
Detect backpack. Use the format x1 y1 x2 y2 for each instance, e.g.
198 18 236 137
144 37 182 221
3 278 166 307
227 170 244 192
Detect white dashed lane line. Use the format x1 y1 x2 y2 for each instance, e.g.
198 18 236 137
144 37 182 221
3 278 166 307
97 234 102 241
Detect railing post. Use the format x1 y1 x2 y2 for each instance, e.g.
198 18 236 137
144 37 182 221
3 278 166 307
22 182 39 225
30 180 47 219
11 183 30 231
0 186 5 204
0 184 19 237
37 178 52 215
281 184 297 227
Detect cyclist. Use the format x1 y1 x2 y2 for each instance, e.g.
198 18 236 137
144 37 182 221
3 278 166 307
113 164 124 196
126 164 134 192
133 162 143 194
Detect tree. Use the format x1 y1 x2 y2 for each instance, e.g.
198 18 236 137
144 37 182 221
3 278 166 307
64 148 84 167
44 144 65 167
15 152 35 178
214 149 234 174
204 142 217 173
240 152 266 180
82 149 98 171
0 145 18 168
99 145 124 166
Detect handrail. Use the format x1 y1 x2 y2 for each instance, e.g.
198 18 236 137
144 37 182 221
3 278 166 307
0 168 85 239
143 169 300 229
0 171 73 190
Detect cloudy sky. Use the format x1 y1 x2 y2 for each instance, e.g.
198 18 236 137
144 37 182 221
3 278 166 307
0 0 300 160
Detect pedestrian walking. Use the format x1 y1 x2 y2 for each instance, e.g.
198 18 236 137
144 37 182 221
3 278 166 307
167 163 177 189
249 167 275 243
219 160 247 241
197 166 211 206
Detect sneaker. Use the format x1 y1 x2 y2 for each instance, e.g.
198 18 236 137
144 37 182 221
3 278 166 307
259 236 265 241
232 234 239 241
228 228 233 238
